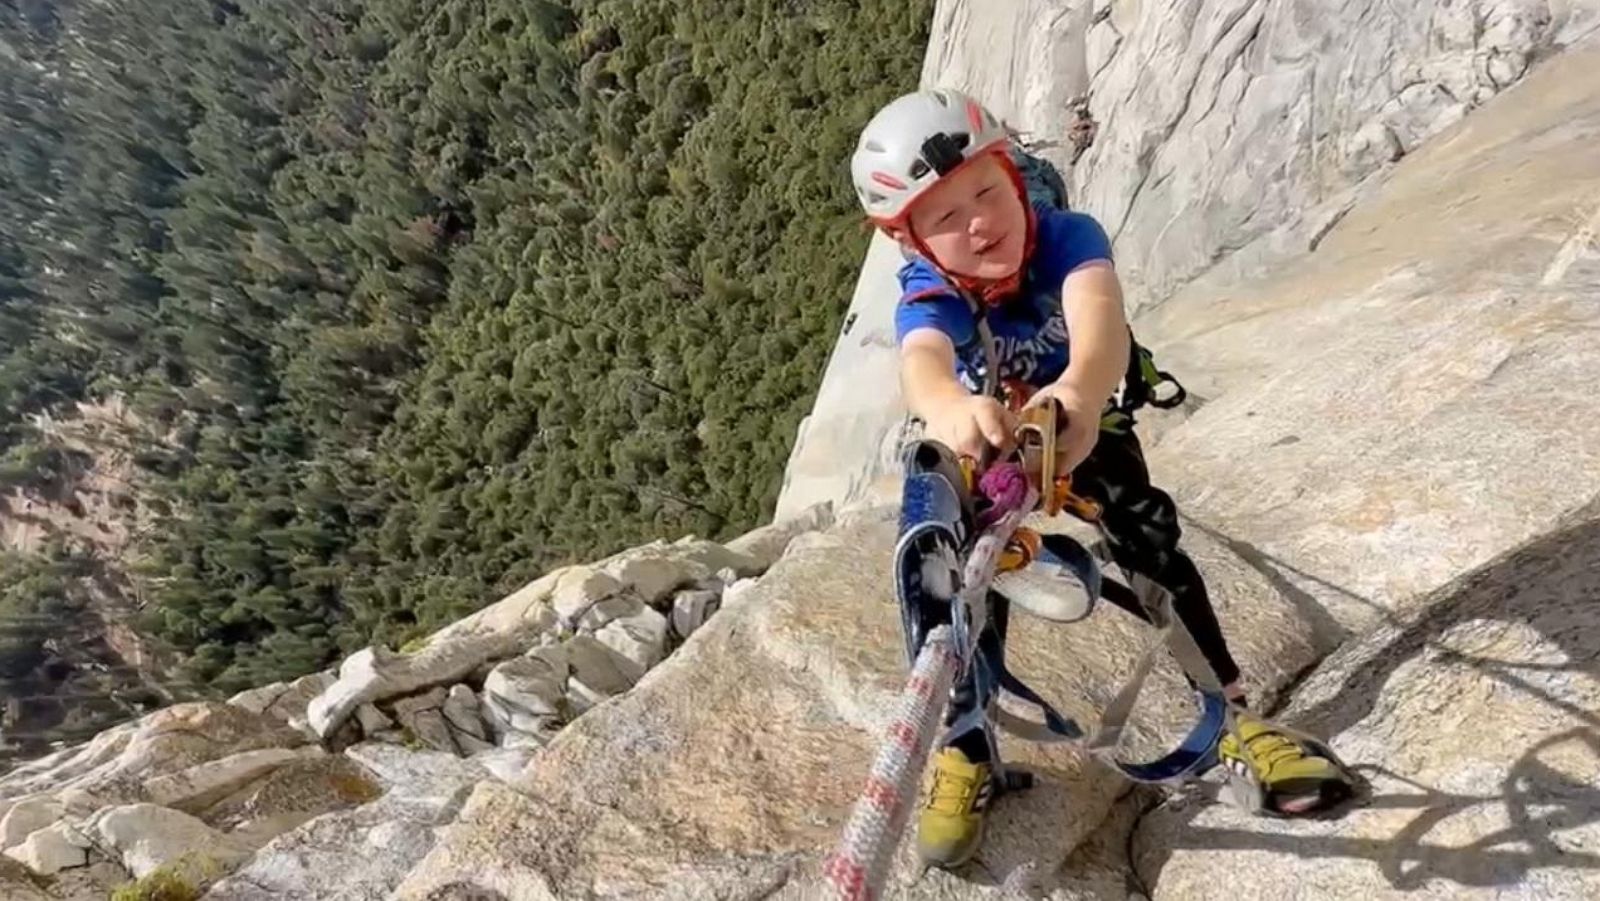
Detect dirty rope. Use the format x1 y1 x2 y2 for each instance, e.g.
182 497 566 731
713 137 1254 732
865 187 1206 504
819 623 958 901
821 495 1032 900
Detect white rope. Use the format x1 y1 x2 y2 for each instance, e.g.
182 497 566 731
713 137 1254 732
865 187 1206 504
821 498 1033 900
820 625 958 900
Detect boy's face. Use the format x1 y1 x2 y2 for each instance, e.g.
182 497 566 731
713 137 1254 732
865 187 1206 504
900 153 1028 282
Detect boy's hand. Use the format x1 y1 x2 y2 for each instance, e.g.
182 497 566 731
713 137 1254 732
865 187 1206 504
927 395 1018 464
1028 382 1101 474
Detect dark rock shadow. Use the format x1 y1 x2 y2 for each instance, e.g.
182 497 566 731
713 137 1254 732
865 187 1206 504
1133 507 1600 893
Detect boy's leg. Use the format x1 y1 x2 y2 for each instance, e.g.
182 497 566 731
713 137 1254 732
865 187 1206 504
1057 427 1353 814
917 598 1004 868
894 436 1000 867
1057 429 1243 695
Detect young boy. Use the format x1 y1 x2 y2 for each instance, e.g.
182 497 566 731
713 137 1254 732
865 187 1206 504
849 89 1351 868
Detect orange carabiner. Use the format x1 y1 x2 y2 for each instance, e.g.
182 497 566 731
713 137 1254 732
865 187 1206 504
998 527 1041 573
1051 474 1103 522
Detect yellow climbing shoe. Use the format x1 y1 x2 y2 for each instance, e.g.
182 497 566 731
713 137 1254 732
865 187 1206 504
1218 713 1351 815
916 747 994 868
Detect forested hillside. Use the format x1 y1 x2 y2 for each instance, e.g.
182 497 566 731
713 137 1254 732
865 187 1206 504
0 0 933 694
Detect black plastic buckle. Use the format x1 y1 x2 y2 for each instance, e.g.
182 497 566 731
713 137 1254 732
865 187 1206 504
920 131 970 176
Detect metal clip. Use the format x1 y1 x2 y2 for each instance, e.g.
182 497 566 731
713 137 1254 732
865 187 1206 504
1014 401 1103 522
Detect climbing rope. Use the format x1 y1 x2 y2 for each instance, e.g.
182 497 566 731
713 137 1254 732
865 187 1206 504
821 486 1034 901
819 623 957 901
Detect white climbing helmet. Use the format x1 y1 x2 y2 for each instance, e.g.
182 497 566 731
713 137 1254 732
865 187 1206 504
851 88 1011 225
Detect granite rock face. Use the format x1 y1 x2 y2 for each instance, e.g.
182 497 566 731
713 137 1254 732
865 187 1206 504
391 508 1320 898
776 0 1600 521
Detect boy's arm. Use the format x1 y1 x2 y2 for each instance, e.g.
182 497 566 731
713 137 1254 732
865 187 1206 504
1054 261 1130 406
1034 261 1130 471
901 328 1015 459
899 328 970 422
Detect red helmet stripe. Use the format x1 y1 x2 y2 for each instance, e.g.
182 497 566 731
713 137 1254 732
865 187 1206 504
966 100 984 135
871 171 908 190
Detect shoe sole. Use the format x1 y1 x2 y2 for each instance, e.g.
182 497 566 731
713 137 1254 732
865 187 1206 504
1269 778 1357 816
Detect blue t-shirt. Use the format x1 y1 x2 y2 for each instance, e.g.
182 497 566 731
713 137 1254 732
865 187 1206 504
894 205 1114 393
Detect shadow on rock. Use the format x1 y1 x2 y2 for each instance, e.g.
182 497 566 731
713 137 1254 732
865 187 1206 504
1291 507 1600 742
1132 508 1600 897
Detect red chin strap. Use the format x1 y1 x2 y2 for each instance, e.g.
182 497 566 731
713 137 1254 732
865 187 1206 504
901 150 1037 306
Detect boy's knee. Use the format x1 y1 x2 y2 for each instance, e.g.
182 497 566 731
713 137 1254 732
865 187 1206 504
1104 511 1182 563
